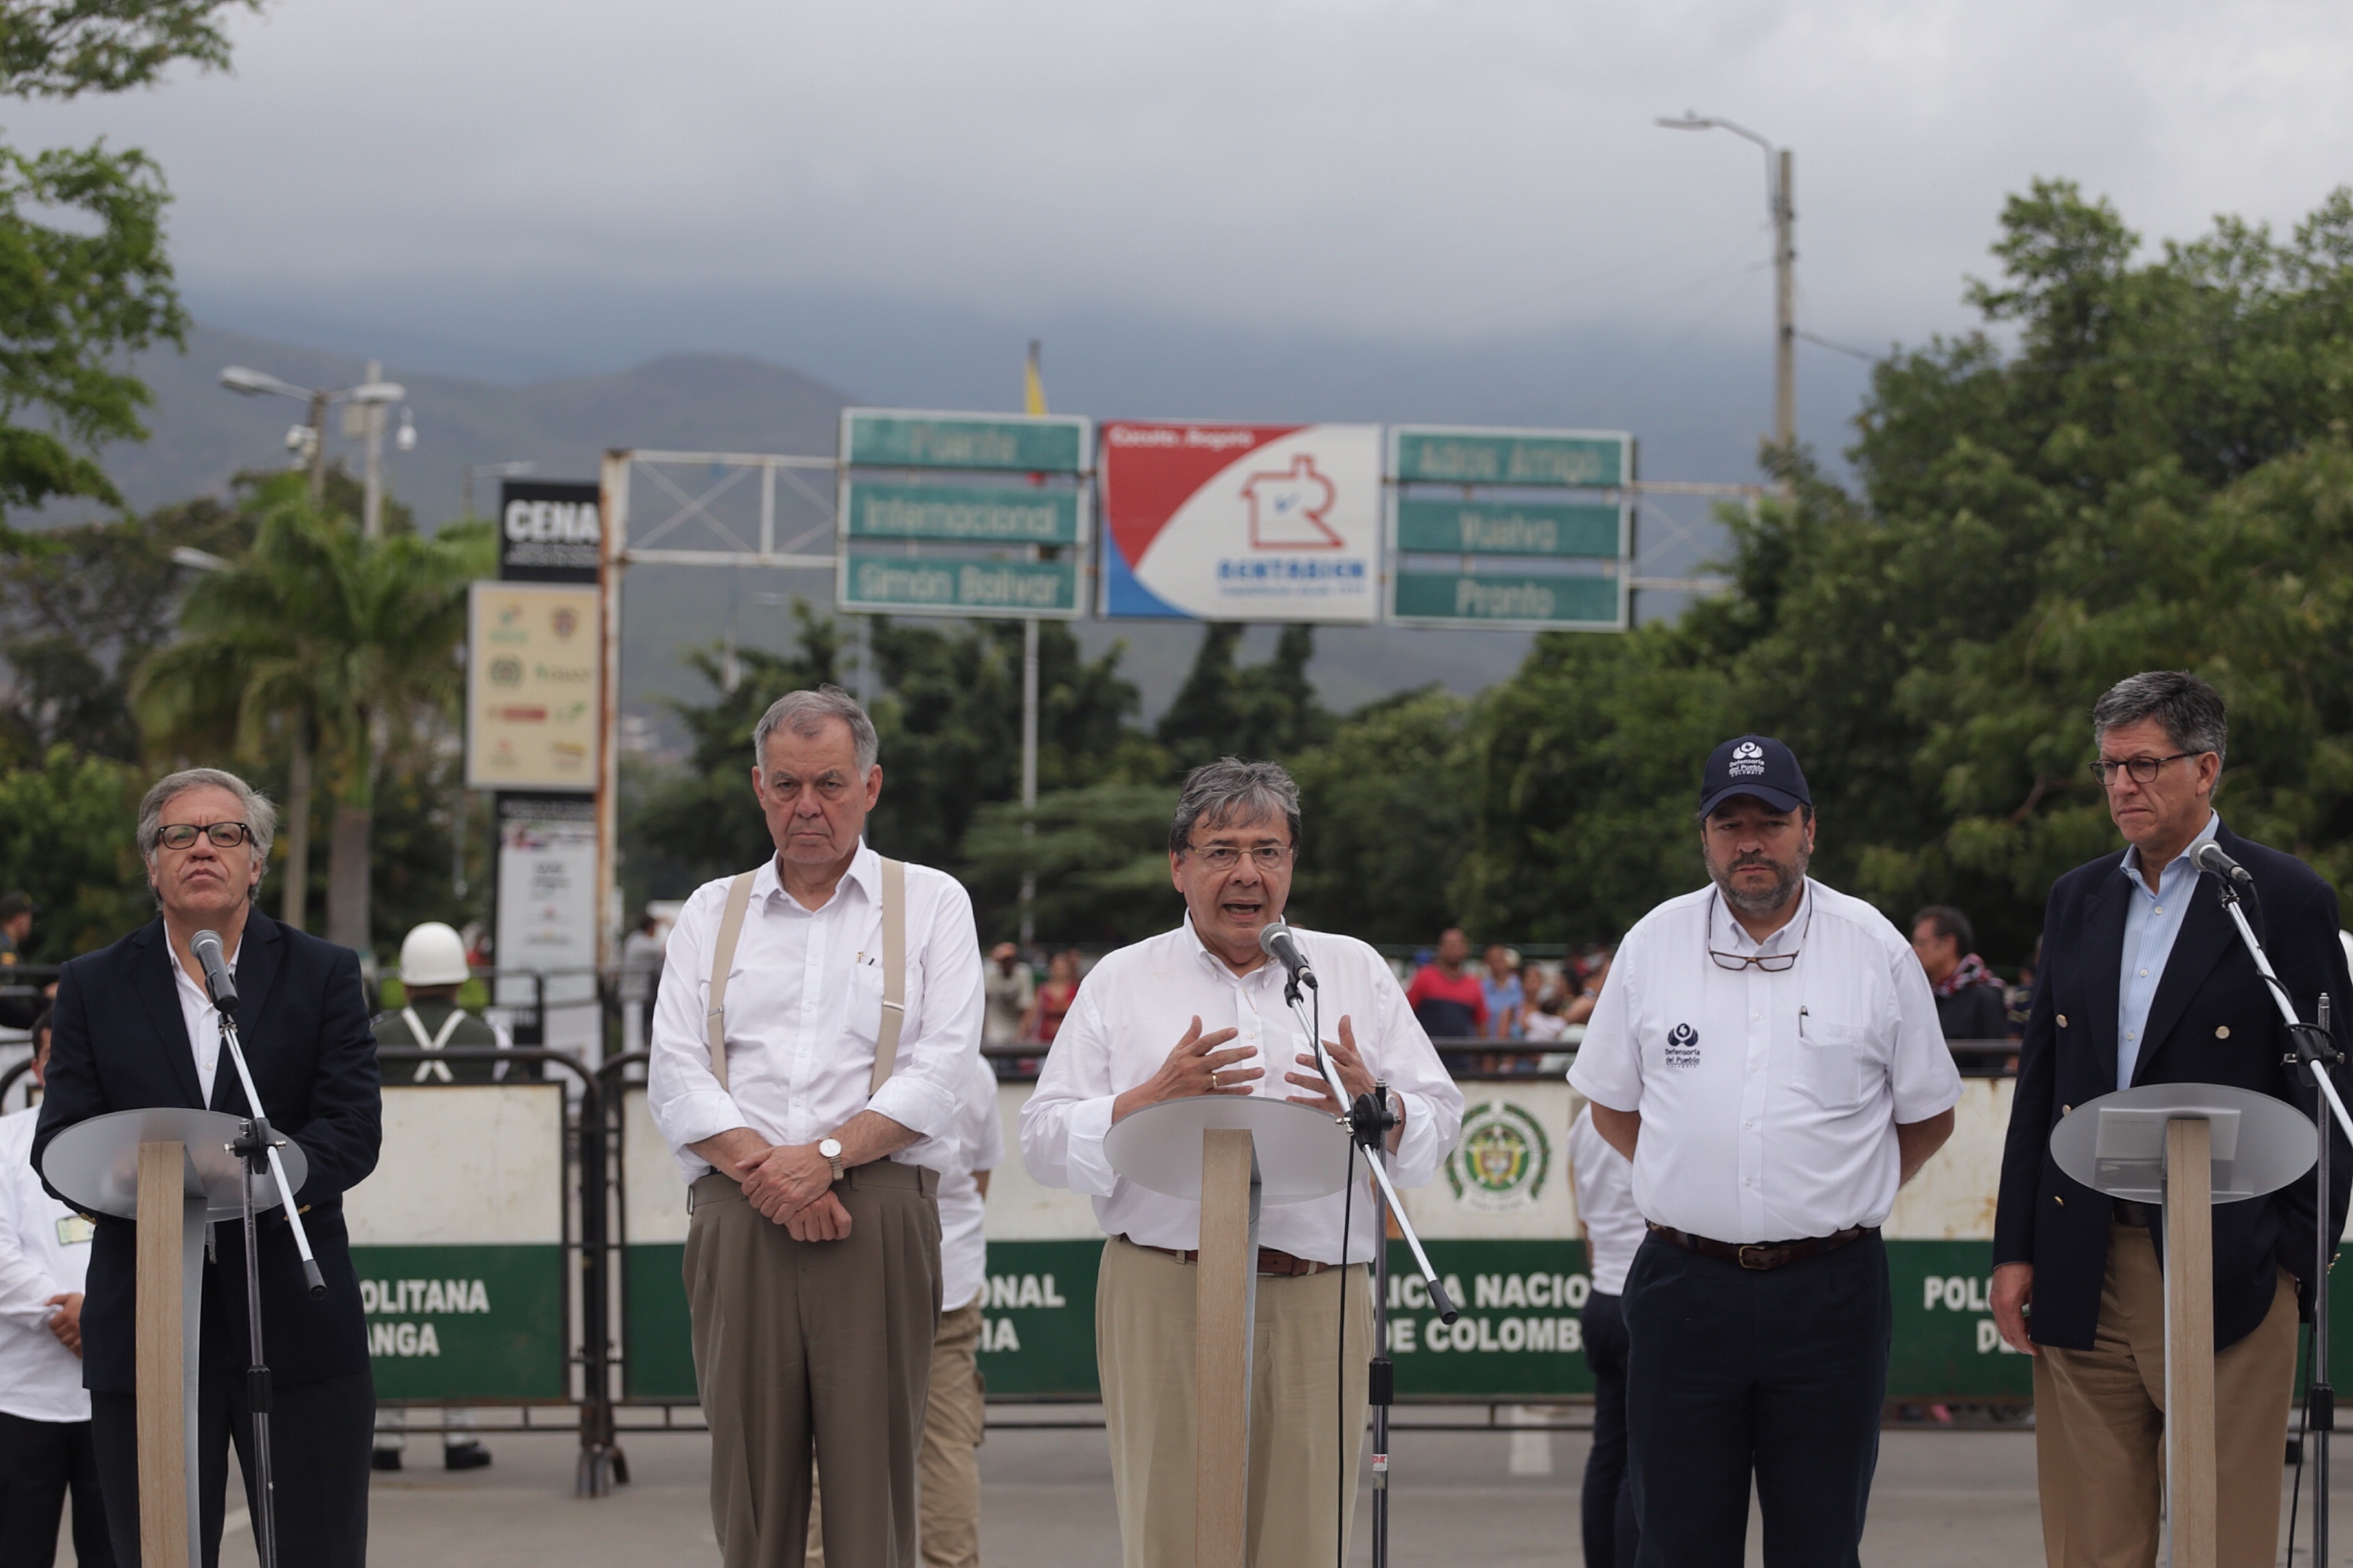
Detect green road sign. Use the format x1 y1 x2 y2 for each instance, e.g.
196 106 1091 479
1392 427 1629 489
841 551 1078 618
1391 570 1623 629
1395 497 1623 558
841 409 1089 474
842 480 1082 546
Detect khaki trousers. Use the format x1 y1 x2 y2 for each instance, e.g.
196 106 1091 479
2033 1223 2299 1568
685 1164 942 1568
1096 1237 1372 1568
808 1298 988 1568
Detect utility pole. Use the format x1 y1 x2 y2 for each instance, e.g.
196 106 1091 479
1658 113 1797 454
1773 149 1796 452
304 390 330 506
360 359 387 536
1017 339 1049 947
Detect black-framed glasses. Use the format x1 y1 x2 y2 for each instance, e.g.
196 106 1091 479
1706 886 1811 972
156 822 253 850
1187 844 1292 872
2088 752 2201 787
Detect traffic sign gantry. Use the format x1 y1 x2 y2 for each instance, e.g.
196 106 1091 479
835 408 1091 621
1387 425 1634 632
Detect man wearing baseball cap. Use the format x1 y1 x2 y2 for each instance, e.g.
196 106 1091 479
1569 735 1962 1564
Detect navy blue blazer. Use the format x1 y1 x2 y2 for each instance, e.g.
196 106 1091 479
33 915 382 1393
1992 820 2353 1351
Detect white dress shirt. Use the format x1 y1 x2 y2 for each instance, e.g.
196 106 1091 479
647 845 985 1181
1569 879 1962 1244
1019 919 1464 1264
0 1107 92 1422
938 1053 1005 1312
1567 1104 1644 1297
170 937 237 1106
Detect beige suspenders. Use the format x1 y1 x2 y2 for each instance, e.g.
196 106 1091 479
702 858 908 1099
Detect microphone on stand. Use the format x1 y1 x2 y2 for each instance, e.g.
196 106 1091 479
2193 841 2256 889
191 929 239 1013
1258 921 1317 990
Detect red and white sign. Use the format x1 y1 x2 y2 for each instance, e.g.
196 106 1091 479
1097 421 1381 621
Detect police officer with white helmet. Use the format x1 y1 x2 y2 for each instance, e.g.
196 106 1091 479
1568 735 1961 1566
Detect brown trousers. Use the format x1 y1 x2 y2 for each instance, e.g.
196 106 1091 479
685 1163 942 1568
1095 1237 1372 1568
807 1298 988 1568
2033 1223 2299 1568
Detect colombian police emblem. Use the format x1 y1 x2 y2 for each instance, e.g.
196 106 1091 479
1445 1101 1551 1213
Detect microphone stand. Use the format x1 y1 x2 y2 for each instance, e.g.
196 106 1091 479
2209 871 2350 1568
206 993 326 1568
1278 959 1458 1568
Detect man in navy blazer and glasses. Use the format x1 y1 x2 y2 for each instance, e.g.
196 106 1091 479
33 767 382 1568
1990 673 2353 1568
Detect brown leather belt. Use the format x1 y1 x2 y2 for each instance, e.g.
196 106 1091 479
1646 1222 1873 1272
1121 1236 1335 1277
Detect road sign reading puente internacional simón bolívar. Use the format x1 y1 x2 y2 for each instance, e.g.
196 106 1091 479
1387 426 1634 631
836 408 1091 620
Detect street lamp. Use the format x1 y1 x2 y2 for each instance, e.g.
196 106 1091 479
217 364 410 532
463 460 536 520
1657 112 1796 452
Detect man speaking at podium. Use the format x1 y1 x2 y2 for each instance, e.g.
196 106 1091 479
1020 758 1463 1568
34 767 382 1568
1990 672 2353 1568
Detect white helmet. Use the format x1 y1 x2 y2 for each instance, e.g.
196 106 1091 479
399 922 471 987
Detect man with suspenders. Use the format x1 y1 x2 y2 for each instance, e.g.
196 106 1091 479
647 686 985 1568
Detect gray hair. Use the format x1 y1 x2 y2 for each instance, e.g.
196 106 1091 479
137 768 278 896
752 684 879 773
1169 758 1302 856
2091 671 2227 765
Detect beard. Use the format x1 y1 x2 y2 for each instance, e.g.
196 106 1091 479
1706 841 1811 918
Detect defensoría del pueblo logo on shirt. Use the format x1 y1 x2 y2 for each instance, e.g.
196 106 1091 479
1445 1102 1552 1214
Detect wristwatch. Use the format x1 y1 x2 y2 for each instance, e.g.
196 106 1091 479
818 1137 844 1183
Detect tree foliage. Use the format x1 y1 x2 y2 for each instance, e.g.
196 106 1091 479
0 742 150 960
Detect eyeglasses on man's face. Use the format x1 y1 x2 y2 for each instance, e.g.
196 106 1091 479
1185 844 1292 873
2088 752 2202 788
156 822 254 851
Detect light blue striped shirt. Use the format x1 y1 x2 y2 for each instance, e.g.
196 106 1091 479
2116 811 2221 1091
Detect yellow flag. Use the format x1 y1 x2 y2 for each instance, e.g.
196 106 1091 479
1023 339 1049 416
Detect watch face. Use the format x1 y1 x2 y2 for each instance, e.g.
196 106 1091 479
819 1139 841 1158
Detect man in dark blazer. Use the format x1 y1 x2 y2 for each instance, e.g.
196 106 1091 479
33 767 381 1568
1990 673 2353 1568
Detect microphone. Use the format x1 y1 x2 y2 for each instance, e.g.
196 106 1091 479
1259 921 1317 990
2193 841 2256 889
190 929 238 1013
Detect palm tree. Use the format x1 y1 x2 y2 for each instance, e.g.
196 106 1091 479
139 476 491 950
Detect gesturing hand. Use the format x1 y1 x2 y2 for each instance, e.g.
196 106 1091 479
1112 1016 1260 1123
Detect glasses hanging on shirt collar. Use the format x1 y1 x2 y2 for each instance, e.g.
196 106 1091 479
1704 885 1813 972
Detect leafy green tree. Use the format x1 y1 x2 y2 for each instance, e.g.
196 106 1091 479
1286 687 1477 943
1155 623 1332 772
958 784 1179 944
137 475 489 950
0 742 150 959
0 1 254 523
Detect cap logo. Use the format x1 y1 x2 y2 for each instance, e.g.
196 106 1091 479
1730 739 1766 777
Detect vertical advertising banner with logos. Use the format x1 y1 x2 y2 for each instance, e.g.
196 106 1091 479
1097 421 1381 621
474 477 604 1064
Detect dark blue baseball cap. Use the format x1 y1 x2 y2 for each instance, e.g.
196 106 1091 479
1698 735 1812 818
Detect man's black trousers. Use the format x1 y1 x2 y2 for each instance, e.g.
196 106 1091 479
89 1360 373 1568
1578 1289 1639 1568
1623 1229 1891 1568
0 1411 112 1568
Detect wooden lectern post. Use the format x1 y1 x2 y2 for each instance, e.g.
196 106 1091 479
135 1141 190 1568
2164 1117 2216 1568
1195 1129 1260 1568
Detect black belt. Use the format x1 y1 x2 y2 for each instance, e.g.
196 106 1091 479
2113 1198 2155 1227
1646 1222 1874 1271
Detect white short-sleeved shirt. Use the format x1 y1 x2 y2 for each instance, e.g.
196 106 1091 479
937 1053 1005 1312
1567 1104 1644 1297
1568 879 1962 1244
1019 919 1464 1264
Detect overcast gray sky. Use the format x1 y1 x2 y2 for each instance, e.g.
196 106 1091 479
15 0 2353 409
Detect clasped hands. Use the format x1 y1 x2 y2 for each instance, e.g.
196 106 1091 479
701 1129 852 1242
1111 1014 1400 1147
